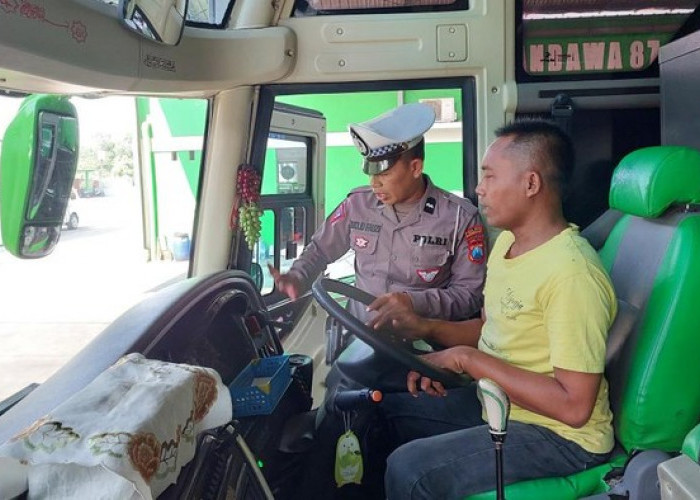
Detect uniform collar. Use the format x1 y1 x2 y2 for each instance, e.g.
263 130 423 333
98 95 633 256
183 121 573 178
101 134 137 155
373 175 440 226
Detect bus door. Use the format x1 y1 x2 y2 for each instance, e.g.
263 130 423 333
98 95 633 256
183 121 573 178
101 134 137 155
248 103 329 388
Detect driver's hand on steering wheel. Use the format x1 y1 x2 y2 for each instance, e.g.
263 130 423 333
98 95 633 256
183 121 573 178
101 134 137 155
268 264 302 300
366 292 423 334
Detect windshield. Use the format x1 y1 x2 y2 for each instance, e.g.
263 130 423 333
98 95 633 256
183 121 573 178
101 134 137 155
0 95 205 402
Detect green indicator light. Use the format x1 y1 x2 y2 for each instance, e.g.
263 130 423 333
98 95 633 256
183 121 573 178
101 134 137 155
257 459 264 468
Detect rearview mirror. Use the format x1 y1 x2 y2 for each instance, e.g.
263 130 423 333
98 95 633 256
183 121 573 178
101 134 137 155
0 95 79 258
119 0 189 46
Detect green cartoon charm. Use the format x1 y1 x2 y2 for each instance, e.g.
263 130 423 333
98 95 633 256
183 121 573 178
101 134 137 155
334 429 363 487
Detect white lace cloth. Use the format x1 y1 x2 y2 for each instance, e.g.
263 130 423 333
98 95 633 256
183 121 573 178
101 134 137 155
0 353 232 499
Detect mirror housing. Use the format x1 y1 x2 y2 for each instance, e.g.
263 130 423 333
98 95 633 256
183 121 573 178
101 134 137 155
0 95 79 258
119 0 189 46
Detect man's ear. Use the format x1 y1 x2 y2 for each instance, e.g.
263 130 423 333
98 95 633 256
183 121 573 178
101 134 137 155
411 158 424 178
525 170 542 197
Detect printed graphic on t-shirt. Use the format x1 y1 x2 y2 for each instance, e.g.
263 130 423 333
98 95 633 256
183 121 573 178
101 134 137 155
500 287 523 319
479 336 510 360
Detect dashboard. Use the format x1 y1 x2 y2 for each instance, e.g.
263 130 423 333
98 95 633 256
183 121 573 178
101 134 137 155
0 270 282 444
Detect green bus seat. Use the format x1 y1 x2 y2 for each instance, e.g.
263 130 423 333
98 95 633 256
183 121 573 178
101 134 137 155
468 146 700 500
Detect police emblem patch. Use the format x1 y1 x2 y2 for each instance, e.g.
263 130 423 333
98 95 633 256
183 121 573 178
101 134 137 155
330 201 347 225
416 267 440 283
465 224 485 264
349 129 370 156
354 236 369 248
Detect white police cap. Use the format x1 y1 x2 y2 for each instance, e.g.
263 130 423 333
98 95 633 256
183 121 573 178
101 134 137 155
349 102 436 175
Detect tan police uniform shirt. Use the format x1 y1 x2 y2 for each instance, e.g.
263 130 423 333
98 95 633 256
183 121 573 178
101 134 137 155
288 175 486 322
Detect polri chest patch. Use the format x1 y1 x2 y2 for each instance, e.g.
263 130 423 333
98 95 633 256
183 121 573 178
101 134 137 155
413 234 448 246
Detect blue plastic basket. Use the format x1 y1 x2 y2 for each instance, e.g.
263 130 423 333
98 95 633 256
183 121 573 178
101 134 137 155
229 355 291 417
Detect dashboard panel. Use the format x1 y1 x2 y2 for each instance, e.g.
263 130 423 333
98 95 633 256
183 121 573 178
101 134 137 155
0 270 281 444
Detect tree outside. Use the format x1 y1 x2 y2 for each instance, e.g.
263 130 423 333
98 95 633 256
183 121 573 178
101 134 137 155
76 132 134 196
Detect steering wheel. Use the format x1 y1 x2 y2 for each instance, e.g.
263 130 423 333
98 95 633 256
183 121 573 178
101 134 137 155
312 278 472 388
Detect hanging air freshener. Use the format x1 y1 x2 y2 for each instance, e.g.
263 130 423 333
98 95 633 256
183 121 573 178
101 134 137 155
334 429 363 487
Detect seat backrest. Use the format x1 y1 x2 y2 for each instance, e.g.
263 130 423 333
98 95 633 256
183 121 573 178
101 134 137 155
599 146 700 453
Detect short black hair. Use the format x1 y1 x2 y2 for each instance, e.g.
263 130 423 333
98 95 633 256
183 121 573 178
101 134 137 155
402 137 425 162
495 120 574 197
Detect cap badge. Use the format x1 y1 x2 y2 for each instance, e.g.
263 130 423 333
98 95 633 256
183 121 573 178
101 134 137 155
350 129 370 157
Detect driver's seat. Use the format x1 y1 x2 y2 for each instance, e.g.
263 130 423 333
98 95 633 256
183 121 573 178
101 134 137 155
469 146 700 500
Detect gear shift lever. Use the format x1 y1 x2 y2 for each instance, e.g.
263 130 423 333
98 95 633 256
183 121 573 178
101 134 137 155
477 378 511 500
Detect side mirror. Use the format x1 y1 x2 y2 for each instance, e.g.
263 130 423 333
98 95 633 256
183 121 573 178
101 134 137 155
119 0 189 46
0 95 79 258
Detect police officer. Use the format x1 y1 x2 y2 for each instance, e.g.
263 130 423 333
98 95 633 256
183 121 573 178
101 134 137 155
269 102 486 325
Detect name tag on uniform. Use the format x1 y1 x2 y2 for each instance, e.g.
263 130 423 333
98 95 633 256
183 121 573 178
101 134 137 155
413 234 448 246
349 220 381 233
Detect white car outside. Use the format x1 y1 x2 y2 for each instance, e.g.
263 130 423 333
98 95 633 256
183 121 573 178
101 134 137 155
63 191 80 230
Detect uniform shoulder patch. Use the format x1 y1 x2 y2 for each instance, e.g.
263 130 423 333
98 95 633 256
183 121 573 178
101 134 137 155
465 224 486 264
329 200 347 225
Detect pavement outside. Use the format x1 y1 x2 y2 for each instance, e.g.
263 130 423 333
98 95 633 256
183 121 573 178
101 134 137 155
0 187 189 402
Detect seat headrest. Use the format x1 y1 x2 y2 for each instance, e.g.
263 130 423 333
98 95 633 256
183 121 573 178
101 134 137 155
609 146 700 217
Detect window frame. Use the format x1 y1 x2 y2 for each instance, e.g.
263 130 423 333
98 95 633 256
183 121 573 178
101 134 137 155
259 77 478 200
185 0 238 29
234 78 477 302
292 0 469 17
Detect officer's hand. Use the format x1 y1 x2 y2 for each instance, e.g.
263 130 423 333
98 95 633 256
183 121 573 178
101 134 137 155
386 310 432 339
267 263 301 300
366 292 415 331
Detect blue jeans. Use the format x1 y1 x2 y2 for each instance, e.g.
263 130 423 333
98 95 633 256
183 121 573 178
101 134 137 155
383 384 610 500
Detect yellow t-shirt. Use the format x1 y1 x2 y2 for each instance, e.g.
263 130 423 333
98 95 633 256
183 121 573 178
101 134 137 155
478 226 616 454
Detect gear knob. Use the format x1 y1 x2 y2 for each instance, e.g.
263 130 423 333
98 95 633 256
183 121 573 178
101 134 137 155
477 378 510 438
